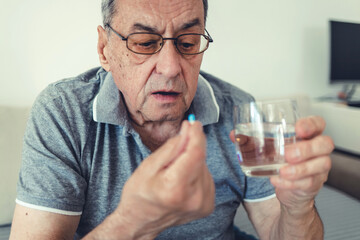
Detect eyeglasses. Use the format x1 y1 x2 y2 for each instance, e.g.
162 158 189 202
105 24 213 55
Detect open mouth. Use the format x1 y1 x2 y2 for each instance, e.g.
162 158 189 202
151 91 181 102
152 91 180 96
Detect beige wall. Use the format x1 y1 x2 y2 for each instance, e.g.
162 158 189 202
202 0 360 99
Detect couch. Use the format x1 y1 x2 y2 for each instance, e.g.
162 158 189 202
0 105 30 226
1 98 360 239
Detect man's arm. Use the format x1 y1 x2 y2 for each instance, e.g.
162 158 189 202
10 204 80 240
11 121 214 239
244 197 323 240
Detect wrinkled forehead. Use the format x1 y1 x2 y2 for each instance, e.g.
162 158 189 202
114 0 205 33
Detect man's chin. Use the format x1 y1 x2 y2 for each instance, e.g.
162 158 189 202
142 107 187 123
149 112 184 122
139 101 189 123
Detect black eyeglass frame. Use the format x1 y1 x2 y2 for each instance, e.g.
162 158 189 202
105 24 214 55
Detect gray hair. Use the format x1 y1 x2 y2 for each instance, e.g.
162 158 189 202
101 0 209 26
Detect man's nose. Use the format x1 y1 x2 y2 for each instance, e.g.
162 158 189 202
155 40 181 78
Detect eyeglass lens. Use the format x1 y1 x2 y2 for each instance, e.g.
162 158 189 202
127 33 209 55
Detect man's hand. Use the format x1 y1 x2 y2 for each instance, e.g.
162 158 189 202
269 116 334 213
89 121 215 239
230 116 334 239
229 116 333 209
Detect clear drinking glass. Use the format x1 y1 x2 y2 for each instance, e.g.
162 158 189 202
233 99 300 177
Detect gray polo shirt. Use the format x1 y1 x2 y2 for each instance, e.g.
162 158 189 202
16 67 275 239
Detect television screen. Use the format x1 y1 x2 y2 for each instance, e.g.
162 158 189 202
330 20 360 84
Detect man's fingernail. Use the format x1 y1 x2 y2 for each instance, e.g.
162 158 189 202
301 119 315 135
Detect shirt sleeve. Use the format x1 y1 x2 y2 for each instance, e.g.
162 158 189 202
16 85 87 215
243 177 276 202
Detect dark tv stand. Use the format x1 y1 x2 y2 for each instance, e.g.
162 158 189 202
347 100 360 108
337 85 360 108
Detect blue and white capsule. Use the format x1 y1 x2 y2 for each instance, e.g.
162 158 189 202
188 114 195 124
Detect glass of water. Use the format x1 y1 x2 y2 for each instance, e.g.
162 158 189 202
233 99 300 177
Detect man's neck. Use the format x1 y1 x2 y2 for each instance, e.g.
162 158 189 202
131 118 183 152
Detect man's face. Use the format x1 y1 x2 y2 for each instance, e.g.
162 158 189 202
101 0 205 124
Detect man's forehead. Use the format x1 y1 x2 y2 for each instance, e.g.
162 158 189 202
130 18 202 33
115 0 204 31
118 0 202 10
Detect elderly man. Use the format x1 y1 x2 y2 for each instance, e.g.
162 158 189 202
10 0 333 239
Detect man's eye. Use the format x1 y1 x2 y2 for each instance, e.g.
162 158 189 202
139 41 157 47
177 35 202 53
178 40 198 53
180 42 195 49
130 39 159 53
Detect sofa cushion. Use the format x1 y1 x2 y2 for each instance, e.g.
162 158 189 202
326 150 360 200
0 105 31 225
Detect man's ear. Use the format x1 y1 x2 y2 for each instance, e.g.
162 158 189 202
97 25 111 71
